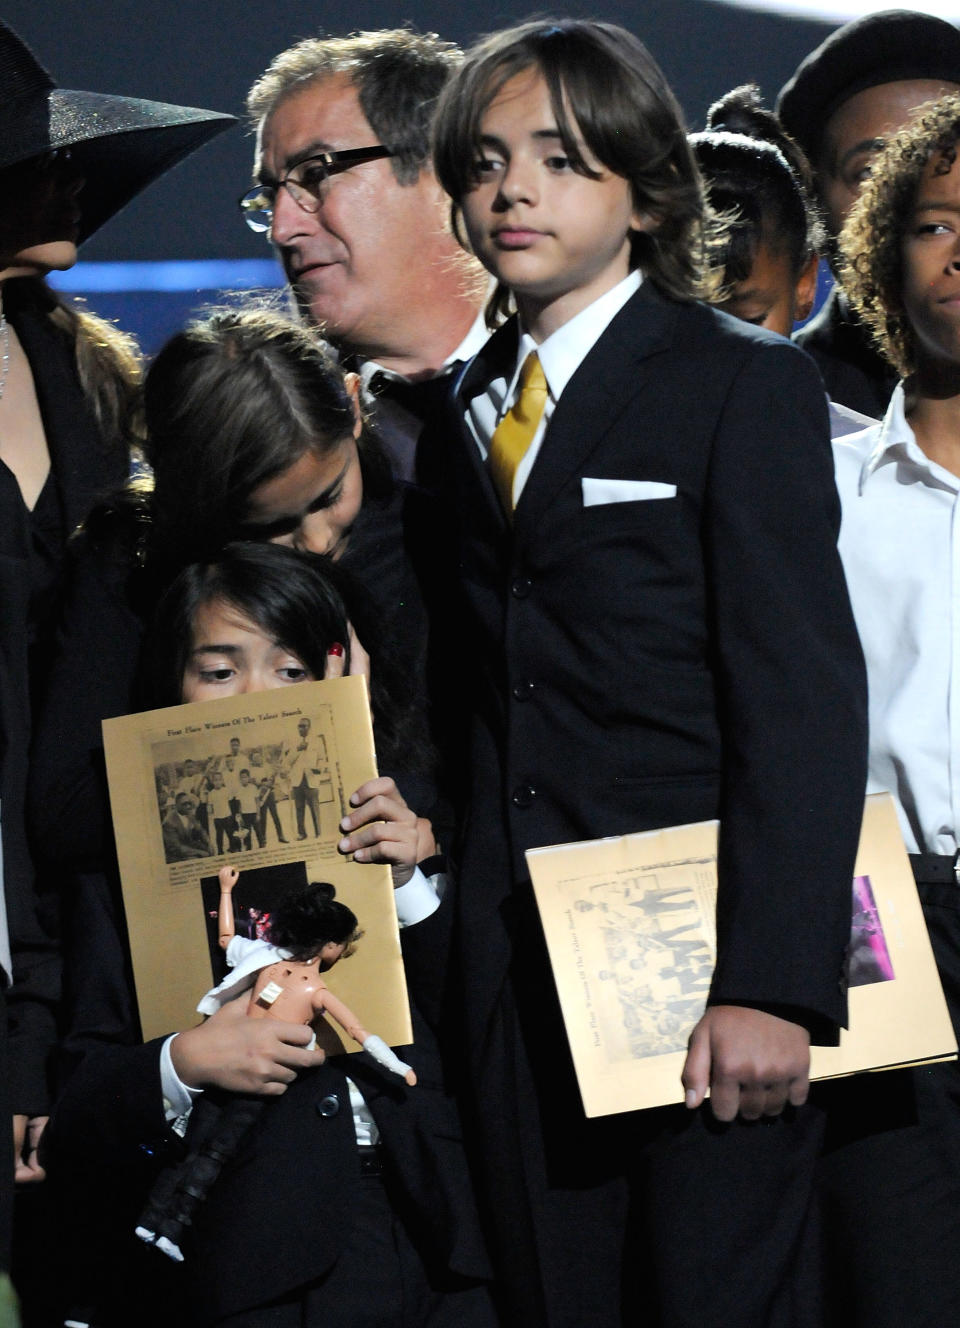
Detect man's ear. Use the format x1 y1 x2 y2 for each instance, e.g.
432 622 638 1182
423 164 447 201
794 252 820 324
344 371 363 439
630 209 662 236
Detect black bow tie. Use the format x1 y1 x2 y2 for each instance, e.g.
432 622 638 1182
365 367 460 418
362 369 463 485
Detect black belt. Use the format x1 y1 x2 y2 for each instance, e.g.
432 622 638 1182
357 1144 383 1177
909 852 960 885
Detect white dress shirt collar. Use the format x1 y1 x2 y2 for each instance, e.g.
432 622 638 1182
858 381 959 495
446 307 495 367
508 269 643 406
465 270 643 505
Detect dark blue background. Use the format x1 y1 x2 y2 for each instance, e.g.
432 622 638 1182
6 1 841 347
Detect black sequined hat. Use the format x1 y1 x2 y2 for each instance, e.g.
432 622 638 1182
0 18 235 242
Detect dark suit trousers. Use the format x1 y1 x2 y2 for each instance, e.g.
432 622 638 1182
467 934 826 1328
214 816 236 854
817 879 960 1326
293 779 320 837
216 1171 494 1328
239 812 262 849
259 791 284 843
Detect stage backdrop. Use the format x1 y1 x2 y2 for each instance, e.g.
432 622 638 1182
5 0 845 346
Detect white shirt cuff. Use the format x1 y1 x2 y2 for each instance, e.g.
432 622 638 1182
393 865 445 929
160 1033 203 1129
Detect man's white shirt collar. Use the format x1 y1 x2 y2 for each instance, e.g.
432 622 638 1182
358 307 490 393
446 307 495 367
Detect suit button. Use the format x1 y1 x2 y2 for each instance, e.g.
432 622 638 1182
317 1094 340 1118
512 783 536 808
512 679 534 701
511 576 531 598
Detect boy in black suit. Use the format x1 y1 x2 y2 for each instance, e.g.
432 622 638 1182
430 19 867 1327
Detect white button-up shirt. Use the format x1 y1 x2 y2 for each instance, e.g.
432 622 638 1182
834 382 960 855
466 270 643 506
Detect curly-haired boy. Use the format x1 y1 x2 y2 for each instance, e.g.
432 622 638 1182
829 91 960 1327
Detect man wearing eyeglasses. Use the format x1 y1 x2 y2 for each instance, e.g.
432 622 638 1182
243 29 489 482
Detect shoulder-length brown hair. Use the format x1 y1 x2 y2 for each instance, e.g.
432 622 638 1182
432 18 706 315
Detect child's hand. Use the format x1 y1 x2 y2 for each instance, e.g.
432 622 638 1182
13 1114 48 1183
323 624 371 682
219 866 239 893
171 999 324 1095
681 1005 810 1121
338 777 437 887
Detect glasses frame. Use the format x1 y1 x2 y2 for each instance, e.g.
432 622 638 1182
239 145 395 232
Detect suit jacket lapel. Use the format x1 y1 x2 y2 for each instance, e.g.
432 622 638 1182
458 315 519 401
514 282 679 530
454 318 520 527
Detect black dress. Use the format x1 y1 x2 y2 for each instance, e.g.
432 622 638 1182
2 277 130 1115
0 277 129 1288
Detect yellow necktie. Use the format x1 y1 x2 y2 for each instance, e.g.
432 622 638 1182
489 352 548 513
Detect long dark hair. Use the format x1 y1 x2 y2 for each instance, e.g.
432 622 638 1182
6 276 143 456
143 541 426 775
267 880 360 963
142 306 389 571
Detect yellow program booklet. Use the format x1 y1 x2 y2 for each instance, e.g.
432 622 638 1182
527 793 956 1117
103 675 411 1050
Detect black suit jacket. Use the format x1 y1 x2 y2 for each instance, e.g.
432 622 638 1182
444 283 867 1066
795 284 897 420
161 809 213 862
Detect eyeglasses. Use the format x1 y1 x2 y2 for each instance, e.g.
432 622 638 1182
239 145 395 233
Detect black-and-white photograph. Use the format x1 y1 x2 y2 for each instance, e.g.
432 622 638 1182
151 706 341 866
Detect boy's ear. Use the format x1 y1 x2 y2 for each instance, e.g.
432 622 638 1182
794 252 820 324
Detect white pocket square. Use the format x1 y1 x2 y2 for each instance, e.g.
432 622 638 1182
581 478 677 507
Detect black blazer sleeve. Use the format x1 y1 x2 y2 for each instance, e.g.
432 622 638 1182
702 338 867 1038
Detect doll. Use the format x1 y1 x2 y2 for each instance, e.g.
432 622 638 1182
136 867 415 1261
